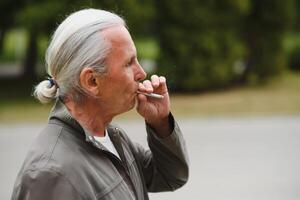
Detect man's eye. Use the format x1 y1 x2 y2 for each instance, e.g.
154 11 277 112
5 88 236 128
125 62 131 67
126 59 134 67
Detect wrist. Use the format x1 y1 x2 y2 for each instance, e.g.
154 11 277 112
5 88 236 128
146 113 171 138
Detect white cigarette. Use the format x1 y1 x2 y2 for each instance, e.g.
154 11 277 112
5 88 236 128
137 91 164 99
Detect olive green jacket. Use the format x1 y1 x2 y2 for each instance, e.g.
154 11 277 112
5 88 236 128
11 101 189 200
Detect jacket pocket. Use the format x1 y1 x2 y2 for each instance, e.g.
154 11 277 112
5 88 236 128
96 177 135 200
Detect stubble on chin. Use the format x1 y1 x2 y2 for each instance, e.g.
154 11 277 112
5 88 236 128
129 96 137 111
121 96 136 114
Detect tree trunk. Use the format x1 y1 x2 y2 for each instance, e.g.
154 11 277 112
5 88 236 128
22 31 38 82
0 28 6 55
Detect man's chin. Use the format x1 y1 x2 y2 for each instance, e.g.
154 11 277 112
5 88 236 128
117 97 136 114
123 99 136 113
129 99 136 110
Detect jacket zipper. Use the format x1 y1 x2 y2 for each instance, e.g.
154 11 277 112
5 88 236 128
90 133 138 200
102 150 137 200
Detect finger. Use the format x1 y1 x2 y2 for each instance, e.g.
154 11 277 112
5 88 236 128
159 76 166 84
151 74 160 88
142 80 153 93
138 82 146 92
159 76 167 89
158 76 168 93
136 93 147 111
137 93 147 103
136 91 149 101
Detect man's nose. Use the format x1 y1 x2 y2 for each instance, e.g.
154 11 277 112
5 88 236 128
135 61 147 81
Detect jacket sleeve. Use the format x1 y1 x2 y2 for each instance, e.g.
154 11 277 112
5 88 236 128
11 168 84 200
134 113 189 192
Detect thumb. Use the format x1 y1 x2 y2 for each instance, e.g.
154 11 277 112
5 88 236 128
136 93 148 113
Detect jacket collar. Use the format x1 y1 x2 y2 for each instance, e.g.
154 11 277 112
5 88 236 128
48 100 128 164
48 99 119 145
49 99 83 133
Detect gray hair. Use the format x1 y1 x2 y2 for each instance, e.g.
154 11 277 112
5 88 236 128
33 9 125 104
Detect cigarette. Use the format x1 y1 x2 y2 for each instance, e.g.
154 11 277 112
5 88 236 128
137 91 164 99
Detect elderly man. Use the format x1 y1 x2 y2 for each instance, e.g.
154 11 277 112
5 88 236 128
11 9 189 200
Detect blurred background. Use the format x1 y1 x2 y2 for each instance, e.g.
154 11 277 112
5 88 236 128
0 0 300 200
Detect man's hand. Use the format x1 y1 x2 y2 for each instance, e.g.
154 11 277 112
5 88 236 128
136 75 171 137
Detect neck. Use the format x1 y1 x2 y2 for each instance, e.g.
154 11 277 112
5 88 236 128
64 98 112 137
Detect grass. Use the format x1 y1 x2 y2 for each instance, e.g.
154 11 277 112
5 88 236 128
1 71 299 123
170 72 300 118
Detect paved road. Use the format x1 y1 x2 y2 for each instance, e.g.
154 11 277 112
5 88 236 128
1 116 300 200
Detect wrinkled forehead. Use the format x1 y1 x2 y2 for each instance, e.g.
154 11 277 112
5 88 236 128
101 25 136 56
103 26 134 47
101 26 137 67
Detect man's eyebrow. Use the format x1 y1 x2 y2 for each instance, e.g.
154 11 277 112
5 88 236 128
127 53 136 63
121 55 133 66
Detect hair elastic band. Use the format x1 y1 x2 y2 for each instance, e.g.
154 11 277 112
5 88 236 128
48 77 57 88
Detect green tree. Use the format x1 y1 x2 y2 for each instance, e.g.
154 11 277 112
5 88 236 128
243 0 295 83
0 0 24 55
154 0 250 91
17 0 154 81
18 0 83 80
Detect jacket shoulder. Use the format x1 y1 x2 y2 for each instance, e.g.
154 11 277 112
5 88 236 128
11 167 85 200
19 123 63 171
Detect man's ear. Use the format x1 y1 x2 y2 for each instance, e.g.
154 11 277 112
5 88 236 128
79 67 99 96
